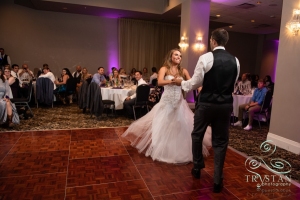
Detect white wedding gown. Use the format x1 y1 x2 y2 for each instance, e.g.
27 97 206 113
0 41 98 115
122 75 212 164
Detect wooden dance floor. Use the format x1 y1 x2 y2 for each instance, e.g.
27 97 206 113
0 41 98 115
0 127 299 199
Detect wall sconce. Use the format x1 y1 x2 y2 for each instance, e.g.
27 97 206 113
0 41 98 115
286 9 300 36
195 36 204 50
178 36 188 48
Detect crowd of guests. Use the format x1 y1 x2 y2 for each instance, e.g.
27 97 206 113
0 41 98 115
0 48 161 127
233 73 274 131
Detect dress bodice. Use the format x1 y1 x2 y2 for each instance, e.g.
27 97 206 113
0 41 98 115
161 75 183 108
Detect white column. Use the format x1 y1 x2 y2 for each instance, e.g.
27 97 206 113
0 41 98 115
180 0 210 102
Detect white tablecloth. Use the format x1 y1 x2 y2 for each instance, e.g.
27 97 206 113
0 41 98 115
232 94 252 117
101 87 134 110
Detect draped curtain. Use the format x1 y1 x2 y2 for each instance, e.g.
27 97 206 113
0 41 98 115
119 18 180 74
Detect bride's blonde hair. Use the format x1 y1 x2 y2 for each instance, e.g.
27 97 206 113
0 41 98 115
162 48 185 80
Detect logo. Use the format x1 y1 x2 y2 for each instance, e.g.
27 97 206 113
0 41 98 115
244 140 292 188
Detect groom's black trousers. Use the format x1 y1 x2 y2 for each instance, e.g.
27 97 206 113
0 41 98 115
192 102 232 184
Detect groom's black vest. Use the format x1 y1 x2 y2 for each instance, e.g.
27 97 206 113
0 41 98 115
199 49 237 104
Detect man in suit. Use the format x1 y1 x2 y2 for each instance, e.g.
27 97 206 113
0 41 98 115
174 28 240 193
123 71 147 118
0 48 11 70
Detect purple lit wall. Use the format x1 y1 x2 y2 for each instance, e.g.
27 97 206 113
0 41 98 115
260 40 279 82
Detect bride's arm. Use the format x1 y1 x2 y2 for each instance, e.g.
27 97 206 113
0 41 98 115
158 66 173 86
183 68 191 80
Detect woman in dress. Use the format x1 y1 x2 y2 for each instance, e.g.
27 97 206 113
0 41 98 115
0 73 19 127
76 67 92 92
54 68 73 104
122 49 212 164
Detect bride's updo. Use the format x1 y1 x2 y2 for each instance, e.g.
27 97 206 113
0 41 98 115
162 48 186 80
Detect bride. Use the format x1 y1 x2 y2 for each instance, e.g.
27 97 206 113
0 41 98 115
122 49 212 164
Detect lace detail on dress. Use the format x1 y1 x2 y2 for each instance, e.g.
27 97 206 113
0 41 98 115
160 75 183 108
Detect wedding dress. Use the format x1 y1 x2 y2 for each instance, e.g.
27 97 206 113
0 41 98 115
122 75 212 164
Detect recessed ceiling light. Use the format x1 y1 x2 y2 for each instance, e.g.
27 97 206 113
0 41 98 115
216 14 221 17
63 7 67 10
84 7 87 9
256 1 262 4
229 26 233 28
270 15 275 18
251 20 255 22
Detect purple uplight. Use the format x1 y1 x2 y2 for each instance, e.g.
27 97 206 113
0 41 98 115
272 40 279 82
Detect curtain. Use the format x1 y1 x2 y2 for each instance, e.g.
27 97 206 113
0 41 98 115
119 18 180 74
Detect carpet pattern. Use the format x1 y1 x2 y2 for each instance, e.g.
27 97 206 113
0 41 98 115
0 104 299 183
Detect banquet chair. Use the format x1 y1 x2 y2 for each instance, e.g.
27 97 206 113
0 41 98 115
253 91 273 129
133 84 150 120
36 78 54 108
78 80 90 113
151 78 157 86
11 81 34 117
243 91 273 129
87 82 115 119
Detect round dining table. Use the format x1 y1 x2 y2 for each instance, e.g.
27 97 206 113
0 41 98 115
232 94 253 117
100 87 135 110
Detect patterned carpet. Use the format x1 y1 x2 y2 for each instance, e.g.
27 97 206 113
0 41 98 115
1 103 299 183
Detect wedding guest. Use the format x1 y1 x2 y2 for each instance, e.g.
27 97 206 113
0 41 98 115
119 68 127 80
54 68 73 104
0 48 11 70
0 73 19 127
264 75 274 94
10 64 19 79
234 79 268 130
234 73 251 95
91 67 106 86
72 65 82 85
123 71 147 119
38 64 56 90
77 67 92 92
18 64 34 88
109 69 120 83
142 67 150 82
149 67 158 85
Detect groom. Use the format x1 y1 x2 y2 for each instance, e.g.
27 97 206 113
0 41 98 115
173 28 240 193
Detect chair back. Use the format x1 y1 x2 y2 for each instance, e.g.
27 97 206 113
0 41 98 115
26 81 33 102
260 91 273 112
87 82 104 117
36 78 54 106
151 78 158 86
135 84 150 105
66 78 77 95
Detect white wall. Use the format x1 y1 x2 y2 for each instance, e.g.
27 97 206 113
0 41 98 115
267 0 300 154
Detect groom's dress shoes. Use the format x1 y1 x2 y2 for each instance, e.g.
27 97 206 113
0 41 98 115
191 168 201 179
213 179 223 193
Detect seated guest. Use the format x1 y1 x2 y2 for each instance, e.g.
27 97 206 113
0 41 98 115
109 69 120 84
130 68 137 83
38 64 56 90
142 67 149 82
149 67 158 85
54 68 72 104
264 75 274 94
72 65 82 85
234 79 268 131
109 67 117 79
91 67 106 86
77 67 92 92
10 64 19 79
234 73 251 95
251 74 259 89
119 68 127 80
0 73 19 127
18 64 34 87
3 68 20 98
123 71 147 119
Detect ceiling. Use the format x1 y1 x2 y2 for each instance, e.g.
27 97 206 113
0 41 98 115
15 0 283 35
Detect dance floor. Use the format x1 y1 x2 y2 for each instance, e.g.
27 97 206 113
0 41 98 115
0 127 299 199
